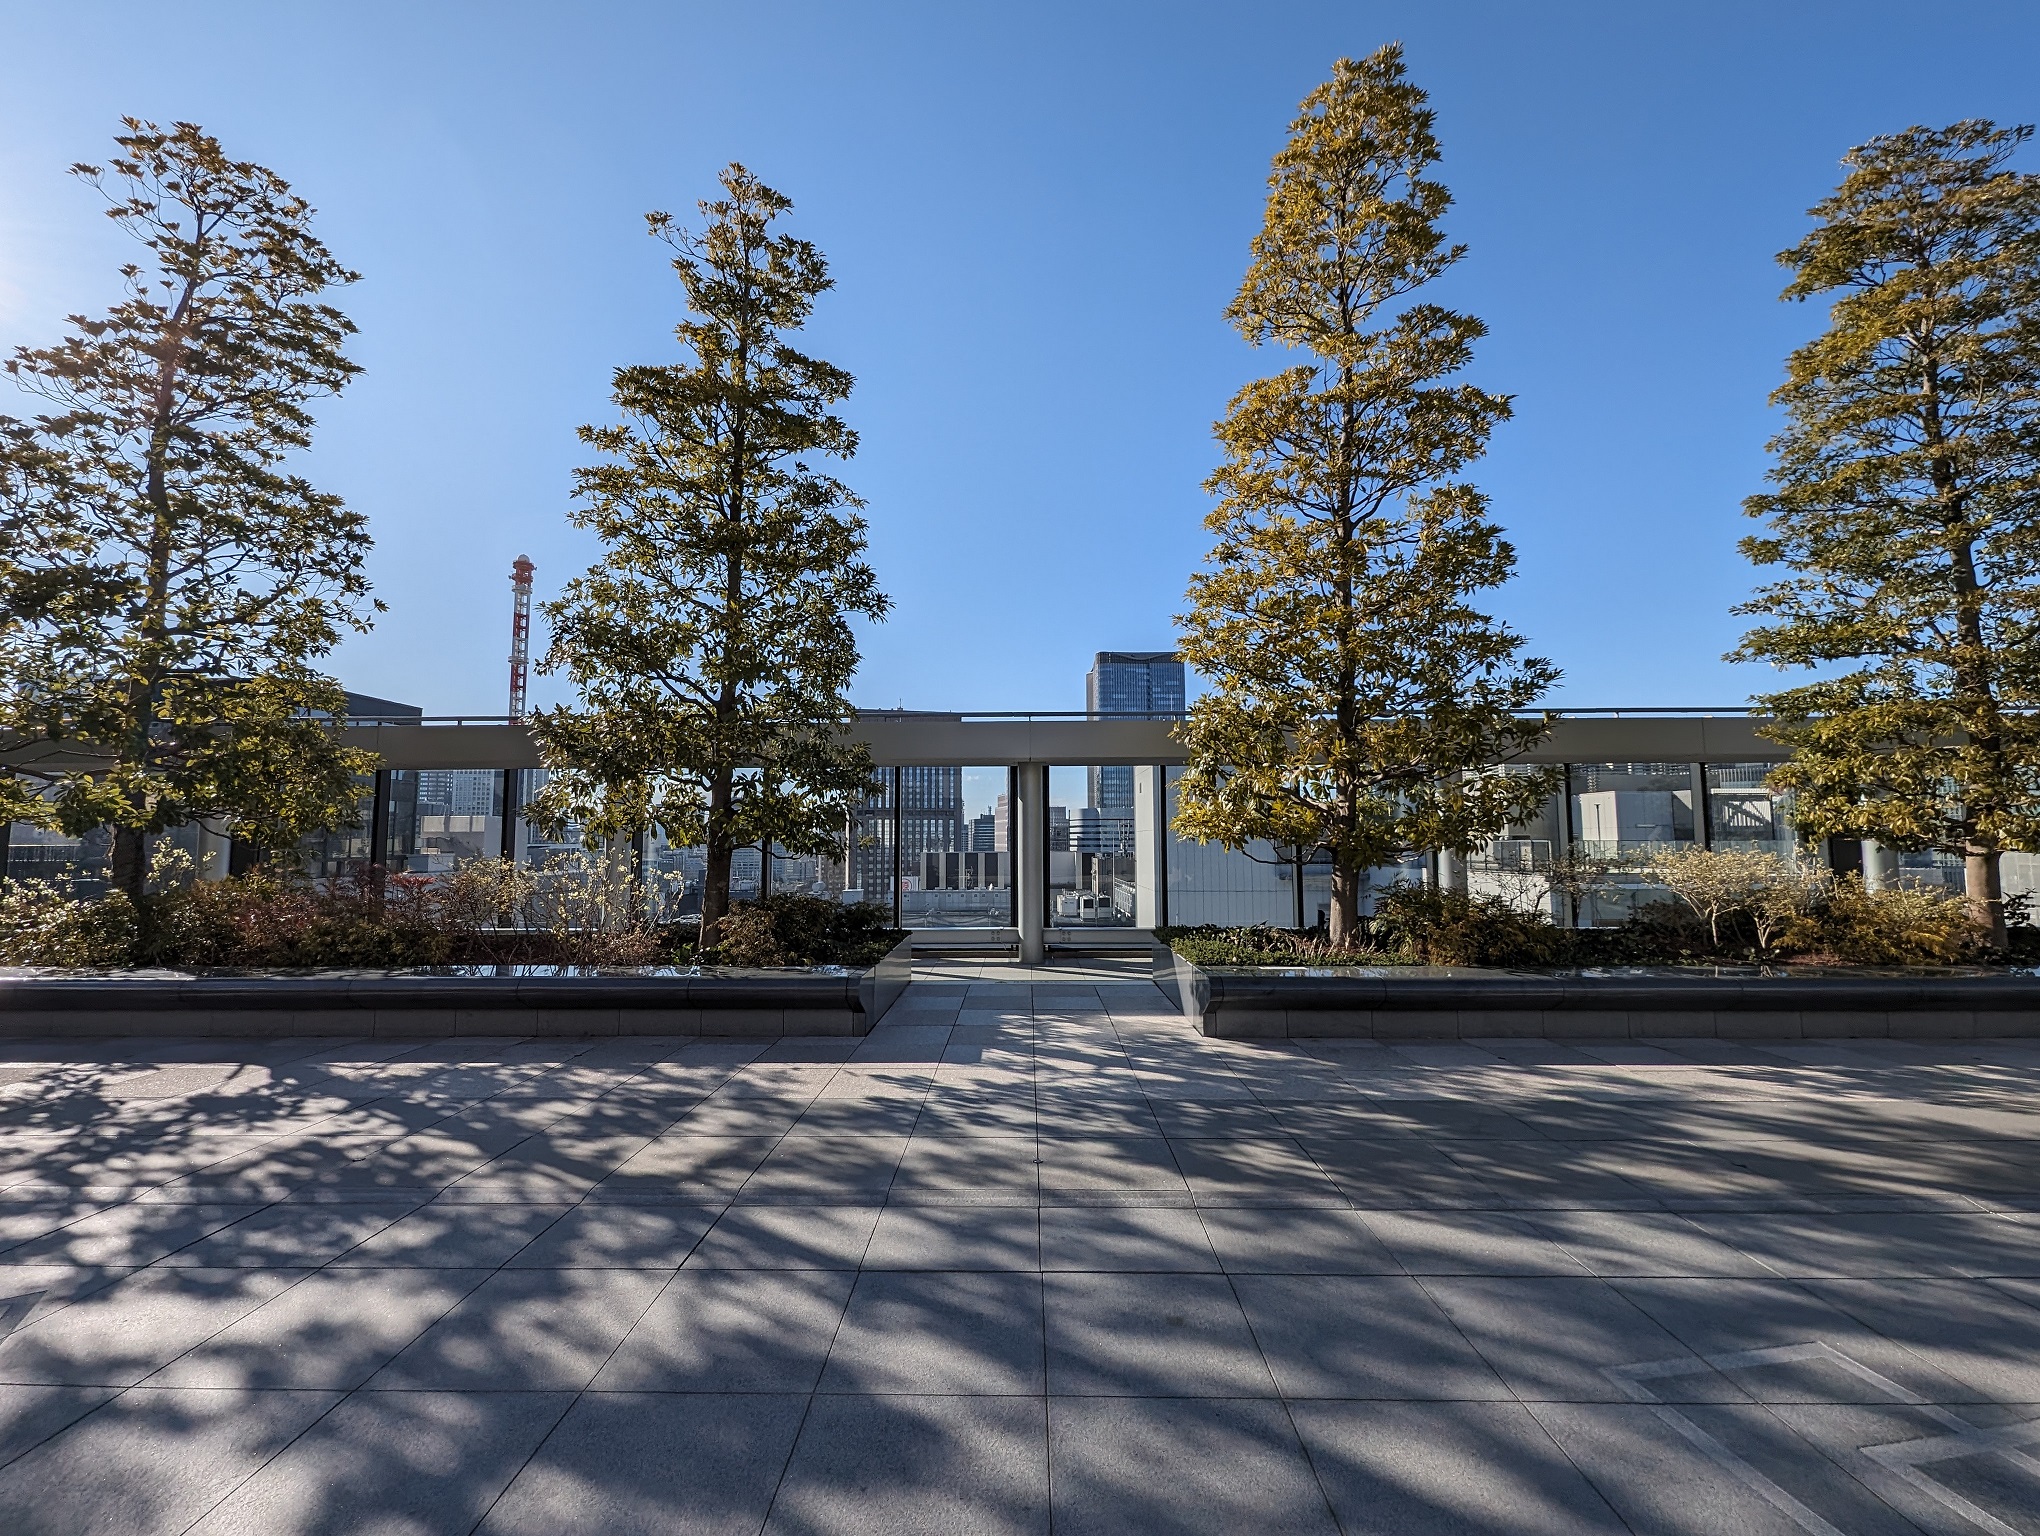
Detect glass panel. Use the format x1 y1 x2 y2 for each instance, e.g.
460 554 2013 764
1162 764 1292 927
844 769 896 914
1704 762 1793 855
902 767 1011 928
1568 763 1696 860
1568 762 1697 925
1052 764 1150 927
412 769 508 873
1468 765 1565 919
3 824 112 894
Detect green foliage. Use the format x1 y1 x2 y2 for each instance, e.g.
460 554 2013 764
1366 883 1565 967
1733 120 2040 944
1155 924 1409 968
706 893 901 968
1175 47 1559 946
0 120 378 894
1782 876 1984 965
0 880 139 967
531 165 888 945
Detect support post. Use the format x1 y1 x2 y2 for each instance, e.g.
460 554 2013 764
892 766 903 930
1014 762 1047 963
500 769 521 862
367 769 391 898
1133 766 1164 930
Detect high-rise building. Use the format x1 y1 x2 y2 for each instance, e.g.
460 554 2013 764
1085 652 1184 813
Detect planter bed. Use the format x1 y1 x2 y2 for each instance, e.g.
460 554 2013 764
0 936 914 1038
1152 941 2040 1040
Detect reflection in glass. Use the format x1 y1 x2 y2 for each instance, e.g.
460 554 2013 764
902 767 1011 928
1052 764 1146 926
1704 762 1792 855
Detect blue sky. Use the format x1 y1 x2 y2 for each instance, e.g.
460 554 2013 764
3 2 2038 715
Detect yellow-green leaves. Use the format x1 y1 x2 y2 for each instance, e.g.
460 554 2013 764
530 165 887 938
0 121 372 890
1178 46 1557 943
1735 120 2040 942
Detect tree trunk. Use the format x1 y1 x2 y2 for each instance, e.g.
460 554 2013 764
1965 844 2007 949
109 825 148 902
700 769 734 948
1328 858 1363 948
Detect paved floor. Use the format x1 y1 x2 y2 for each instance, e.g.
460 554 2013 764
0 959 2035 1532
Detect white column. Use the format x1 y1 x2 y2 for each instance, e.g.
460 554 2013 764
193 818 231 881
1133 766 1163 929
1863 839 1897 892
1014 763 1047 963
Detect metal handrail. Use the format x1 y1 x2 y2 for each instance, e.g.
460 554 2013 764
342 705 1769 728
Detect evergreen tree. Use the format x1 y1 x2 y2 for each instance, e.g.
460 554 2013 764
1175 47 1558 945
1734 121 2040 946
531 165 887 943
0 121 376 897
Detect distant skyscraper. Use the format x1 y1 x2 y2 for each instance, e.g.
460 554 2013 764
1085 652 1184 812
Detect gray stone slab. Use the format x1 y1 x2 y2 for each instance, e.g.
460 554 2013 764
683 1203 881 1270
593 1268 855 1391
1035 1136 1185 1192
1038 1206 1220 1272
1196 1207 1403 1275
1290 1399 1629 1534
0 1382 120 1468
502 1203 721 1268
1526 1209 1780 1278
0 1267 301 1386
1526 1400 1918 1536
862 1205 1041 1270
1043 1271 1275 1396
598 1134 783 1191
1046 1396 1338 1536
763 1393 1049 1536
1 1201 269 1267
893 1136 1040 1193
146 1267 493 1389
327 1199 570 1267
1691 1211 2040 1278
1800 1275 2040 1402
1231 1274 1513 1401
479 1391 809 1535
183 1389 575 1536
1614 1276 2000 1404
153 1199 422 1267
1359 1211 1597 1275
1421 1275 1745 1403
366 1266 672 1390
0 1384 340 1536
819 1269 1044 1394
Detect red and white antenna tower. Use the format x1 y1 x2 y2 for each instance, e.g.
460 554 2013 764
507 554 535 721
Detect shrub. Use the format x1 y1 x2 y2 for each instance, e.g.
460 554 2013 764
1653 847 1827 954
1366 883 1565 967
1155 924 1401 968
0 880 139 967
1783 876 1982 965
707 894 901 968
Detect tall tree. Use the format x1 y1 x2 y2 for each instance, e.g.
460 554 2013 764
0 120 377 897
1734 121 2040 947
531 164 887 943
1175 46 1558 945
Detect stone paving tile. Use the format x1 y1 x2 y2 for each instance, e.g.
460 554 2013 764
1290 1400 1630 1534
365 1267 673 1391
183 1389 576 1536
1043 1271 1275 1397
593 1268 855 1392
819 1270 1045 1394
0 1385 343 1535
1046 1396 1339 1536
479 1391 810 1535
5 979 2040 1532
765 1393 1049 1536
